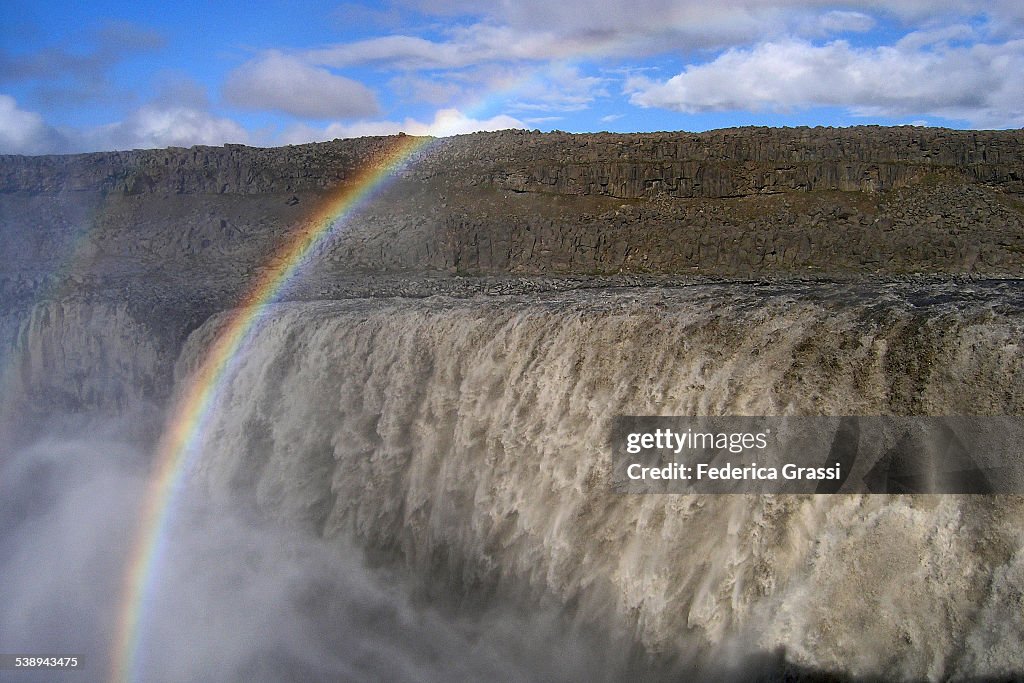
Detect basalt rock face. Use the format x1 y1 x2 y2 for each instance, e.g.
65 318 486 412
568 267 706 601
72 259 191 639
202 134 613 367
3 127 1022 197
0 138 399 195
422 126 1024 197
1 127 1023 286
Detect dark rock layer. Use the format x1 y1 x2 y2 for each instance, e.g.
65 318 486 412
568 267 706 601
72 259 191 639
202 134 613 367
1 126 1023 285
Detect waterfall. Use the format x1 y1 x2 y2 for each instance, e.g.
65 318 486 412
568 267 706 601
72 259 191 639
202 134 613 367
176 283 1024 680
0 300 172 445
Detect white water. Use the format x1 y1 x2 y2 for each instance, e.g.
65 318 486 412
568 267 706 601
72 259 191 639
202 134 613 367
172 287 1024 680
0 423 644 683
0 300 168 446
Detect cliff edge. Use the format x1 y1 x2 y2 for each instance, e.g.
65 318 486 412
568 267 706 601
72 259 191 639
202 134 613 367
1 126 1022 291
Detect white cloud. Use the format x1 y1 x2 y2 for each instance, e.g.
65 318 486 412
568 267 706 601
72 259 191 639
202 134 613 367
397 0 776 51
379 1 966 59
294 1 1024 131
306 35 481 70
307 1 1024 72
895 24 980 50
223 52 379 119
387 73 464 105
798 10 876 37
509 64 609 112
286 1 1024 132
0 95 66 154
280 107 525 143
304 27 593 70
371 107 524 136
305 19 755 70
405 0 1024 30
629 38 1024 128
0 94 251 154
81 105 250 151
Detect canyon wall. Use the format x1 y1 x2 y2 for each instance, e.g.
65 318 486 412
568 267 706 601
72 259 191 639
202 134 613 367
1 127 1022 283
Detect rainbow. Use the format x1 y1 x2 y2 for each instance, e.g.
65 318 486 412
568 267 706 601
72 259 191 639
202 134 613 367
109 132 433 682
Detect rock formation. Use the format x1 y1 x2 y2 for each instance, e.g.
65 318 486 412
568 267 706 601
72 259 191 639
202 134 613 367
1 126 1022 288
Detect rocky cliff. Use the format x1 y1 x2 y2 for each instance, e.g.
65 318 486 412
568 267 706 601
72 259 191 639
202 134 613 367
1 126 1023 287
4 126 1022 197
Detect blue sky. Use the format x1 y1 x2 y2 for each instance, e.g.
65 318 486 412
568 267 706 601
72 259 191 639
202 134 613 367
1 0 1022 153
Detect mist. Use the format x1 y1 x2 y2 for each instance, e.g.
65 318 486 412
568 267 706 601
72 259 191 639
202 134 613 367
0 414 657 683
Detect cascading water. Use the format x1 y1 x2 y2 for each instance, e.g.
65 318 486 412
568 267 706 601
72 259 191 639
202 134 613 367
171 281 1024 681
0 300 171 449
